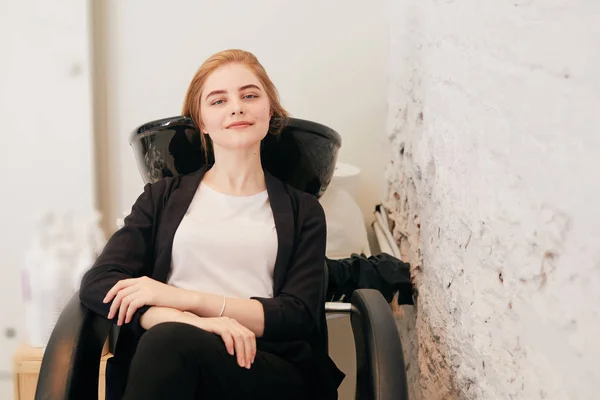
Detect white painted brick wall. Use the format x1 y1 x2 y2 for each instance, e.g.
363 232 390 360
385 1 600 399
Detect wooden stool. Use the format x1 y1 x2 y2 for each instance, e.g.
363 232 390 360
12 342 111 400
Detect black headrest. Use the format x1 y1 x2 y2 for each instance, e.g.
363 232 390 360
129 116 342 198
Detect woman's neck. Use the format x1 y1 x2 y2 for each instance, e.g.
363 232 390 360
203 147 266 196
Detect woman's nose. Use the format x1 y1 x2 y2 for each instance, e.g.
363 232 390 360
230 99 244 115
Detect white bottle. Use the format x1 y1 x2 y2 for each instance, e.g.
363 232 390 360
22 212 76 348
22 212 57 348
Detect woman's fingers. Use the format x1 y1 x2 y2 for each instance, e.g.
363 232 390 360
124 298 143 324
250 330 256 365
103 279 136 304
231 325 247 368
242 328 255 368
229 320 255 369
107 286 138 320
206 317 257 369
220 331 235 356
117 294 132 326
117 291 145 326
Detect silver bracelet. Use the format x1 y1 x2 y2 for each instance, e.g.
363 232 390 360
218 296 226 317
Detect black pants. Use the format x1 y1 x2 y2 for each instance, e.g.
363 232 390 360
122 322 310 400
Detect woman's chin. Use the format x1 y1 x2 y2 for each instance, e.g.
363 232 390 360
213 131 268 150
213 138 263 152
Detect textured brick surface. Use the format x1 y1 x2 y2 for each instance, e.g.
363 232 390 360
384 1 600 399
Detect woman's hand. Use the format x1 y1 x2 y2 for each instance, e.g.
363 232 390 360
103 277 184 326
189 314 257 369
141 307 256 369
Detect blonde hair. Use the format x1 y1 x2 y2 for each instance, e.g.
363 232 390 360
181 49 289 161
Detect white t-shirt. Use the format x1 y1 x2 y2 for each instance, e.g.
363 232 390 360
168 182 278 299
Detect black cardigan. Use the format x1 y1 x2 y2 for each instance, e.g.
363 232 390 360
79 166 345 399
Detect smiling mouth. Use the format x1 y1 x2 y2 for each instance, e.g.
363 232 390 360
226 122 254 129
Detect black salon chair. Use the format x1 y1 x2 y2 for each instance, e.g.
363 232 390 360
34 117 408 400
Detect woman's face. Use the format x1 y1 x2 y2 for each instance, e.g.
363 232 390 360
199 63 272 151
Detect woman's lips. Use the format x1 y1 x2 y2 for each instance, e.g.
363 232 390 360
226 121 253 129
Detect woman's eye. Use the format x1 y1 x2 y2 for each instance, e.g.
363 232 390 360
243 94 258 100
212 99 225 105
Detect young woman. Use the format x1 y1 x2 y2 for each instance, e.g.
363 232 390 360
80 49 344 400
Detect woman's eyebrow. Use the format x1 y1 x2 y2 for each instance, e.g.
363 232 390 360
239 84 261 91
205 84 261 100
205 89 226 100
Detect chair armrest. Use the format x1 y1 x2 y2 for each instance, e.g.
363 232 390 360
350 289 409 400
35 291 111 400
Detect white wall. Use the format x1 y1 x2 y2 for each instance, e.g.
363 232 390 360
385 1 600 399
96 0 390 232
0 0 95 397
